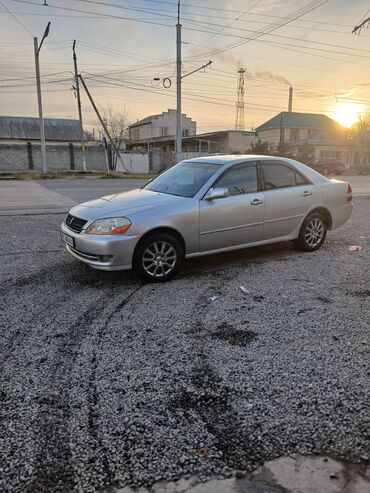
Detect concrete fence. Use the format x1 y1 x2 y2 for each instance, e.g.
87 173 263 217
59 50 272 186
0 143 151 174
0 143 222 174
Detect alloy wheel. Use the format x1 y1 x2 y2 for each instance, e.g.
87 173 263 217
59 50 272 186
142 241 177 278
304 218 325 247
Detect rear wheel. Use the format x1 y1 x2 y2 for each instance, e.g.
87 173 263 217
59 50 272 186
294 212 327 252
133 233 184 282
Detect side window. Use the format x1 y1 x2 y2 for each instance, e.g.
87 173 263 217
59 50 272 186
263 163 308 189
215 164 258 196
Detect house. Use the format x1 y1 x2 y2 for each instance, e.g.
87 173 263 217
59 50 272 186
126 129 257 168
128 129 256 153
0 116 82 144
255 111 364 169
256 111 347 147
128 109 196 140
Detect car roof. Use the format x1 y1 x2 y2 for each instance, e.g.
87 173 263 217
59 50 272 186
182 154 290 165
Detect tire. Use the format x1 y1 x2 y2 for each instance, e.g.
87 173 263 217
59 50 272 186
294 212 327 252
133 233 184 282
323 166 330 175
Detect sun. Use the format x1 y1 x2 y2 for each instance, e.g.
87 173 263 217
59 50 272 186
331 102 363 128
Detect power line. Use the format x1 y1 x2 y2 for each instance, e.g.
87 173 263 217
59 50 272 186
353 15 370 34
0 0 33 36
183 0 330 58
182 16 370 57
192 0 263 50
10 0 174 27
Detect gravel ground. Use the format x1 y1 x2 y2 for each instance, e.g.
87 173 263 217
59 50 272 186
0 199 369 493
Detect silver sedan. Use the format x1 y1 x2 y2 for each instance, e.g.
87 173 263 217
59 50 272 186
61 155 353 282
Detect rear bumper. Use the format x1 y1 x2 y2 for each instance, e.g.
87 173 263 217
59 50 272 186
330 202 353 229
61 222 140 271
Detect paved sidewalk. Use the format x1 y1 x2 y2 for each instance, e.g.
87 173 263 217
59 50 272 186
0 179 146 215
0 181 76 215
116 455 370 493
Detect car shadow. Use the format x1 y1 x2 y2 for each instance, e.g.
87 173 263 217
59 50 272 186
179 241 299 280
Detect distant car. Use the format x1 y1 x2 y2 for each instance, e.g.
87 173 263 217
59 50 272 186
61 155 353 282
309 159 347 175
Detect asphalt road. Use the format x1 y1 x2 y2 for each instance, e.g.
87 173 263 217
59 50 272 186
41 178 148 203
0 199 369 492
0 174 369 215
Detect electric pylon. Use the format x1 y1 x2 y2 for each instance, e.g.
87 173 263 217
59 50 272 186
234 64 246 131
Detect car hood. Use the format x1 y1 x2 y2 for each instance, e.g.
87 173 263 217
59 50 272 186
69 188 185 222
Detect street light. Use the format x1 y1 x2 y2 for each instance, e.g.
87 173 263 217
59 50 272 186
34 22 51 174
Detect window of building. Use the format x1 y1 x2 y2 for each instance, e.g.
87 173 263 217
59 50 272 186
215 164 258 196
182 129 189 137
160 127 169 136
320 150 342 159
130 128 139 139
262 162 309 190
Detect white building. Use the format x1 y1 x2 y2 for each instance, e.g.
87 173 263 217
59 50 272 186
128 109 196 140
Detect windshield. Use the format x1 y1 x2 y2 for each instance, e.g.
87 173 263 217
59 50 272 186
144 161 220 198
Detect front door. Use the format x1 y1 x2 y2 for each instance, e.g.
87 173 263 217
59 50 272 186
261 161 315 240
199 162 265 252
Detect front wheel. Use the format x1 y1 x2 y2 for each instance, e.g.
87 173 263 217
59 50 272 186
294 212 327 252
133 233 184 282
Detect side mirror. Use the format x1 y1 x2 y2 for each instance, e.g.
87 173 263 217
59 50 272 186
204 187 228 200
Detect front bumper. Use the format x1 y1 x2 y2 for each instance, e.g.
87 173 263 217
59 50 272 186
60 222 140 271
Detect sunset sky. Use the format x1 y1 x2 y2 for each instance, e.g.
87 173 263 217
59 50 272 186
1 0 370 133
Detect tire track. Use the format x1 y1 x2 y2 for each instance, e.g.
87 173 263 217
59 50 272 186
27 284 144 492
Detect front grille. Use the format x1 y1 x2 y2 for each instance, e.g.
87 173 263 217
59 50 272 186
65 213 87 233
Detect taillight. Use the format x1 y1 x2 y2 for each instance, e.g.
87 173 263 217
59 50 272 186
347 184 352 202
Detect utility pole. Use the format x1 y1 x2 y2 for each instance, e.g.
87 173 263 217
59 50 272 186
78 74 127 172
34 22 50 174
73 40 86 171
176 0 182 161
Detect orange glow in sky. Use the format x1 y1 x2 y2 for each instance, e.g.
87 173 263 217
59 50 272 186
331 102 364 128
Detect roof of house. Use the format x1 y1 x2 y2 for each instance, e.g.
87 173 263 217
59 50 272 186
129 114 159 129
0 116 82 141
129 109 196 129
256 112 344 131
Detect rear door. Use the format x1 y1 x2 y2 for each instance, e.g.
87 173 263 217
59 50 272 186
261 161 315 240
199 162 265 251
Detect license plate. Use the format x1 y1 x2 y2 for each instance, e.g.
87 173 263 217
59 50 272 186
61 231 75 248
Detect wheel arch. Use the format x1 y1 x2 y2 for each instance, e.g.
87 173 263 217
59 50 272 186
133 226 186 259
306 207 333 229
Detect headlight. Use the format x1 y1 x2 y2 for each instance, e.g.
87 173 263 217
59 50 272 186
85 217 131 235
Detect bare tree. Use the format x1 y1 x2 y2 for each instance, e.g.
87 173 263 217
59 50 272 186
102 104 129 170
352 112 370 132
351 112 370 173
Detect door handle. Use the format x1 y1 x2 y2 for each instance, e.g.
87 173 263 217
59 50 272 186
301 191 312 197
250 198 263 205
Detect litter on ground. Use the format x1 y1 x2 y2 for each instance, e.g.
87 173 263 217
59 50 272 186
349 245 363 251
239 286 250 294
